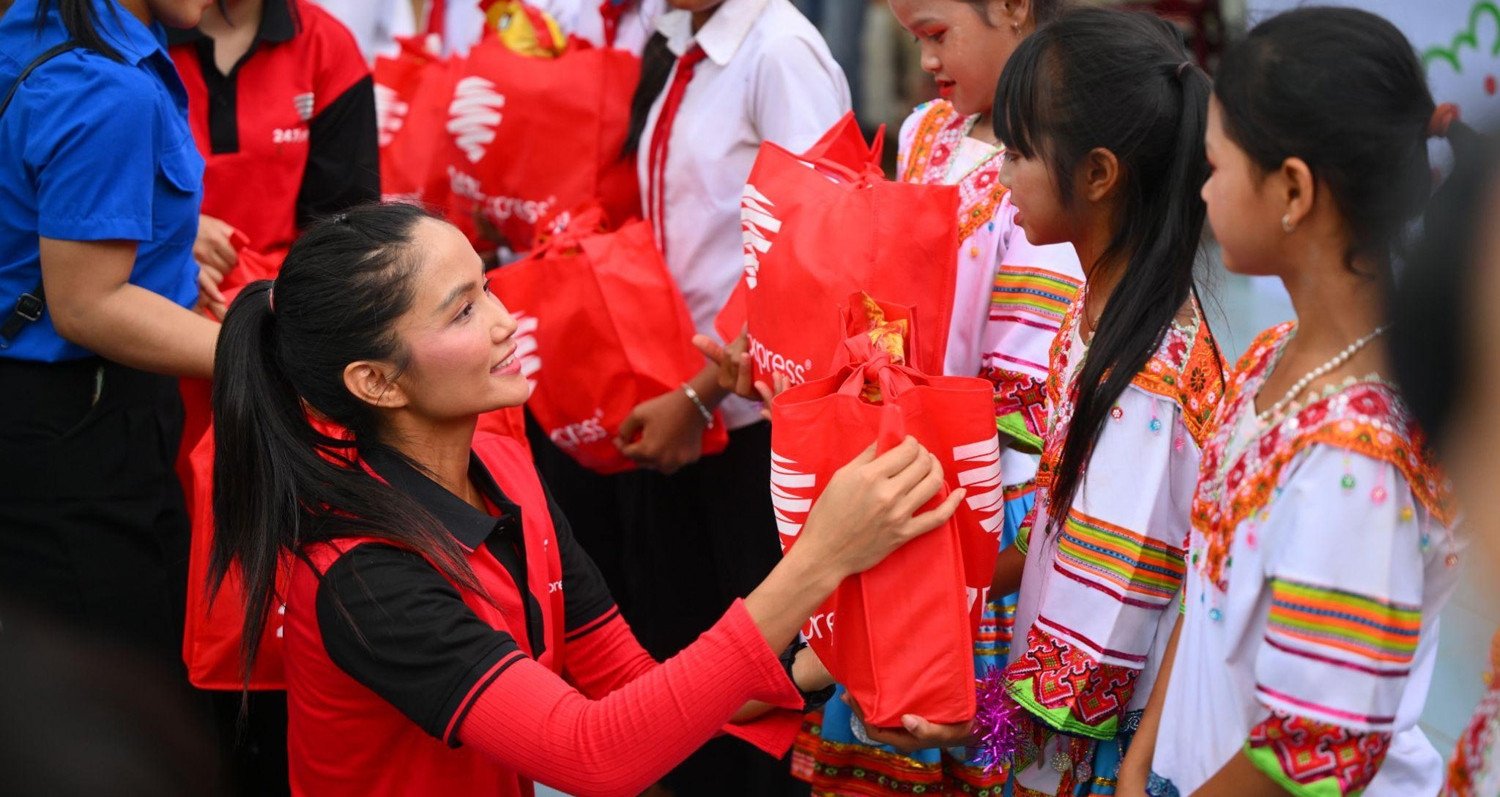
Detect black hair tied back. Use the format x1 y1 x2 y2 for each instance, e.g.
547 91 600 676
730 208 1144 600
211 203 482 686
994 8 1214 529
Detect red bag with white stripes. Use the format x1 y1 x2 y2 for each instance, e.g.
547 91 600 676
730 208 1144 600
443 15 641 253
373 35 463 207
769 295 1003 728
715 113 959 387
487 206 727 473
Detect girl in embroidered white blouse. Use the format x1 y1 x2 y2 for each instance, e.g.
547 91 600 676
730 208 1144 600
1119 8 1479 797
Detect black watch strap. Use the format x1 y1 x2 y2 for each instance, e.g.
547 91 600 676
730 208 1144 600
779 638 836 713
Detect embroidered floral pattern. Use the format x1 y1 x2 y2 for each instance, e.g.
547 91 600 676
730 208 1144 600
1004 626 1140 739
901 100 1009 243
1192 323 1455 590
1034 289 1224 500
1245 710 1391 797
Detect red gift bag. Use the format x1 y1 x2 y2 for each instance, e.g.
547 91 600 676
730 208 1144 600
177 235 284 514
488 207 727 473
444 35 641 252
182 430 291 690
717 113 959 388
374 36 463 207
769 298 1002 727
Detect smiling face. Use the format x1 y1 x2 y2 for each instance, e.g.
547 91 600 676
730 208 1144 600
889 0 1027 117
377 218 529 421
1202 98 1287 276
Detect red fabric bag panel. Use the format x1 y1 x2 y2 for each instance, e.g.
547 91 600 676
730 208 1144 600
444 36 640 252
718 114 958 387
488 208 727 473
182 430 291 690
374 36 462 208
768 308 1001 727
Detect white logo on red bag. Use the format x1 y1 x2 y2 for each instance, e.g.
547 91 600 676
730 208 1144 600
967 585 992 614
448 76 506 163
447 166 558 228
374 82 409 148
770 451 815 550
549 408 608 452
749 335 812 386
804 611 835 641
953 436 1005 534
511 311 542 395
740 184 782 290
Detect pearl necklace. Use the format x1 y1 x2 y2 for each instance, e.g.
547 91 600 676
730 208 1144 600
1255 325 1388 425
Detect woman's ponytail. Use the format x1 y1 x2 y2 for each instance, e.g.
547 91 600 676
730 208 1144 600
210 281 315 681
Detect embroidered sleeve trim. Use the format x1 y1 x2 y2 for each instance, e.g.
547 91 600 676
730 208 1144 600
1002 625 1140 740
1266 577 1421 667
1055 508 1185 610
1244 710 1390 797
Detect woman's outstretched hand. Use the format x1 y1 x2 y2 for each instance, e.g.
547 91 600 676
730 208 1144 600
744 437 965 653
799 437 964 579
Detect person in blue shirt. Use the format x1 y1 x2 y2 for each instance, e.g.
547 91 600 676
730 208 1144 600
0 0 219 672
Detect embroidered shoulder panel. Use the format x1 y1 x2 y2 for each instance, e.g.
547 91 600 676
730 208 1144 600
1193 324 1455 589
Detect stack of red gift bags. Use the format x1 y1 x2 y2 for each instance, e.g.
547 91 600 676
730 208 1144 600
724 116 1005 728
374 0 641 254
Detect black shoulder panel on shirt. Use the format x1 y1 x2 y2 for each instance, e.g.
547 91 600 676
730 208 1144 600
316 543 520 742
542 485 617 635
296 74 380 227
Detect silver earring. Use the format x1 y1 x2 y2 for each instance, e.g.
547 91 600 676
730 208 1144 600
1281 214 1295 233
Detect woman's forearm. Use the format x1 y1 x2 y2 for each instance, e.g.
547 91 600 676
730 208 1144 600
41 238 218 378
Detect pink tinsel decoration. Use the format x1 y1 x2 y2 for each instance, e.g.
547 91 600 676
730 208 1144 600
974 668 1026 774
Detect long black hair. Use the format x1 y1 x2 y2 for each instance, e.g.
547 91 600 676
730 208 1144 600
33 0 125 61
1215 6 1482 272
211 203 480 683
994 7 1212 526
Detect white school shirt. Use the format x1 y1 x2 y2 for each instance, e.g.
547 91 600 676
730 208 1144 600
641 0 850 429
442 0 666 55
312 0 415 61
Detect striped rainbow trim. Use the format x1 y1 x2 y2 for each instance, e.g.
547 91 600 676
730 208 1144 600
991 266 1081 321
1055 510 1185 608
1267 578 1421 665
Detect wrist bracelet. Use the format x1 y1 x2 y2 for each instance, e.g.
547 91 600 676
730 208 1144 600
681 383 715 428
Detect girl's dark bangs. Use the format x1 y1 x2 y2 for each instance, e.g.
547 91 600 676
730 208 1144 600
994 35 1051 159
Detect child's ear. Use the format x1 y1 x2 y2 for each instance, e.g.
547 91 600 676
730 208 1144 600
1079 147 1121 204
996 0 1031 31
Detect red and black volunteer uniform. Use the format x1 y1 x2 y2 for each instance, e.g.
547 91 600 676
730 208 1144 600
169 0 378 256
285 433 804 797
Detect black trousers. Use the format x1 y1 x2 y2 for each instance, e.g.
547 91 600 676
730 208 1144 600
529 418 806 796
0 358 190 668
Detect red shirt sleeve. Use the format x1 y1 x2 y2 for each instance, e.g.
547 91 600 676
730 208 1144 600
562 610 806 758
459 600 803 797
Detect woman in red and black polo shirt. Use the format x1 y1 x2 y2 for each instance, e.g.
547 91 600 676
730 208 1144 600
210 203 964 797
170 0 378 294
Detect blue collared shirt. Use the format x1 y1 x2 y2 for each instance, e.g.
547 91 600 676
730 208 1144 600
0 0 203 362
